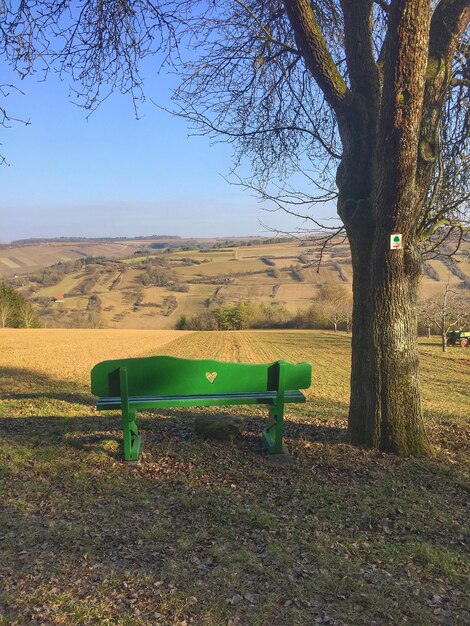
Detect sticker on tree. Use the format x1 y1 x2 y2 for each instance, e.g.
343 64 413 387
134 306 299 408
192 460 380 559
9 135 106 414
390 234 403 250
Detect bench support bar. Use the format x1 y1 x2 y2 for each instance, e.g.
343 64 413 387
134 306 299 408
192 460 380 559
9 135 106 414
120 368 142 461
122 408 142 461
262 405 285 454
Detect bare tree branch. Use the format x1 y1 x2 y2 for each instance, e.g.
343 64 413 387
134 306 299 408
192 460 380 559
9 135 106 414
283 0 349 115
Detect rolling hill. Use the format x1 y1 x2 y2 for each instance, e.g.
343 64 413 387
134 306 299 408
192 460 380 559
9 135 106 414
2 236 469 329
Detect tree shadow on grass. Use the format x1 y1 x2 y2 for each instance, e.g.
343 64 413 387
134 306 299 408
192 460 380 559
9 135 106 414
0 366 94 406
0 402 349 462
1 417 469 626
135 404 350 452
1 402 469 626
418 340 442 348
0 415 122 460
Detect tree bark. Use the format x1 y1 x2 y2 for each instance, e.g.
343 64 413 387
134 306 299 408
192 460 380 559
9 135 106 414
371 237 430 454
346 205 430 454
442 332 447 352
347 225 378 447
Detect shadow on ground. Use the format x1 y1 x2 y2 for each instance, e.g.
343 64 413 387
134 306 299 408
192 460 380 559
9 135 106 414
0 366 94 406
1 398 467 469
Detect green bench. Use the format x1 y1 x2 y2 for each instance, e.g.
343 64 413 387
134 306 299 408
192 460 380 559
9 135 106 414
91 355 311 461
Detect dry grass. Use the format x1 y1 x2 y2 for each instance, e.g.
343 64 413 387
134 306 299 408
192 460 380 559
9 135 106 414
0 330 469 626
0 329 192 384
37 275 81 298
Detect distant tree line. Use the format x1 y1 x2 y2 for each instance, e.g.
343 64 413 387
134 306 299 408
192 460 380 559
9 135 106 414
148 237 296 253
176 283 468 340
10 236 180 245
176 285 353 332
290 265 305 282
260 257 276 267
294 285 352 332
176 302 290 331
0 283 40 328
26 257 108 289
37 294 104 329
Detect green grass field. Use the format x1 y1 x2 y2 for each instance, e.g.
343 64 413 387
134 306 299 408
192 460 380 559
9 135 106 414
0 329 469 625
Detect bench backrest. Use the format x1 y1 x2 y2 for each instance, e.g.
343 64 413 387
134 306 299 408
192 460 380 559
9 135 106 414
91 355 311 397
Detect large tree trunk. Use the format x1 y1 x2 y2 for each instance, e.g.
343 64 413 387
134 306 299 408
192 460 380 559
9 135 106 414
346 0 432 454
344 215 429 454
347 217 430 454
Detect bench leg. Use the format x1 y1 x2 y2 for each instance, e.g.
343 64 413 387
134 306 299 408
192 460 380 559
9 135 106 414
262 405 284 454
122 409 142 461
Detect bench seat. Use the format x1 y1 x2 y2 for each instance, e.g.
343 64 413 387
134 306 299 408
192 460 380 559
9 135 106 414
97 389 307 410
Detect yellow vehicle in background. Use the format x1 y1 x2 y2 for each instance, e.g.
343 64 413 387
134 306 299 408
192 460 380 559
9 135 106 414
446 330 470 348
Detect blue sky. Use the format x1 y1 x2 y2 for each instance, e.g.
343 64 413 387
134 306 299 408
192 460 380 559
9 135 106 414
0 59 333 243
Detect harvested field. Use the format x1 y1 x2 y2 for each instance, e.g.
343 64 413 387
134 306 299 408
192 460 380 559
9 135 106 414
0 329 190 383
0 242 139 277
219 284 279 302
274 283 317 302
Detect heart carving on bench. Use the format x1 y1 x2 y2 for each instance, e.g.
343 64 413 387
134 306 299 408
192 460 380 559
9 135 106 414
206 372 218 384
